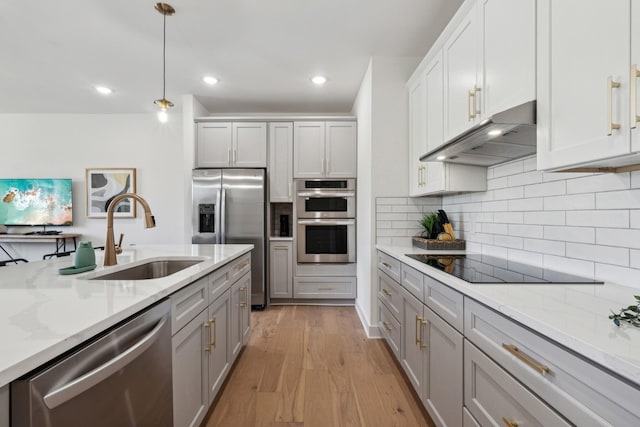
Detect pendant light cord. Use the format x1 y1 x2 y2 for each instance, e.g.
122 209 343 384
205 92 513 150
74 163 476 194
162 11 166 101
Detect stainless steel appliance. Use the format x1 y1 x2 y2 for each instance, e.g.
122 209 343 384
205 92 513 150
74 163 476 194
11 300 172 427
296 178 356 219
192 169 266 308
295 179 356 263
405 253 603 284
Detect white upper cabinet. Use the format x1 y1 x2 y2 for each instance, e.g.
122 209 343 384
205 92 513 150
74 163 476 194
479 0 536 118
633 3 640 153
268 122 293 202
294 121 356 178
537 0 634 171
196 122 267 168
444 3 480 141
409 48 487 196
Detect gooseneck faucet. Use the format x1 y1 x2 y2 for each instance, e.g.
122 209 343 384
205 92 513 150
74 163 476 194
103 193 156 266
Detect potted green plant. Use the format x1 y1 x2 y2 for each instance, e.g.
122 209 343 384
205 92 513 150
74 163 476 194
419 212 440 239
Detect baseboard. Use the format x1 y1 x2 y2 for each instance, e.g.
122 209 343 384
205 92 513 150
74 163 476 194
355 301 382 339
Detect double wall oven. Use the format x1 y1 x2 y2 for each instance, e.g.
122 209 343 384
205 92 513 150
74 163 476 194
296 179 356 263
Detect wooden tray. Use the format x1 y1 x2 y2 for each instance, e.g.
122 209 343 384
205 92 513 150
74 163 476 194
412 236 465 250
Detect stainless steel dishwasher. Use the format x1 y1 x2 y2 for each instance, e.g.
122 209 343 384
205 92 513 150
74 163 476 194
11 299 172 427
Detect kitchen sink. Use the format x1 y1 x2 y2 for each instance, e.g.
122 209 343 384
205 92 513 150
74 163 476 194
90 259 203 281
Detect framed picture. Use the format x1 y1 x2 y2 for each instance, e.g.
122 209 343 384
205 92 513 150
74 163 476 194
86 168 137 218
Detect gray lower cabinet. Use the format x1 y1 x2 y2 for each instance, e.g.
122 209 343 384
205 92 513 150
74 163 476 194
400 285 462 427
172 309 209 427
269 241 293 298
171 255 251 427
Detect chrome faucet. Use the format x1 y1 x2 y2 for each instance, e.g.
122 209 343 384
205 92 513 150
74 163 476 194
104 193 156 266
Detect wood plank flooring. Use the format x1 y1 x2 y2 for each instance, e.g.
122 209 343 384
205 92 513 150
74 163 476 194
203 305 435 427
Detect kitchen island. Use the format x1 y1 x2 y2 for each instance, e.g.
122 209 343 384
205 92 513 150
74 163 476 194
0 244 252 426
377 243 640 426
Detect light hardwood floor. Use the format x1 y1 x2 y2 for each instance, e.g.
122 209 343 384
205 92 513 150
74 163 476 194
203 305 435 426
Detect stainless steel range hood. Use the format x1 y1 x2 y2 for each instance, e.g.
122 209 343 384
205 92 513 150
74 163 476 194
420 101 536 167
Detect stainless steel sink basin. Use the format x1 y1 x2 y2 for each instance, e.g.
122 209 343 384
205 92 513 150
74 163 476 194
90 259 203 280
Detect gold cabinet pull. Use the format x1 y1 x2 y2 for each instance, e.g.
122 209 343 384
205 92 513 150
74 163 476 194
382 321 393 331
415 315 423 345
502 343 550 376
420 319 428 349
632 64 640 129
468 89 475 120
502 417 519 427
210 317 217 348
382 288 392 297
318 287 335 291
473 85 482 116
608 76 621 135
204 322 211 352
239 286 247 307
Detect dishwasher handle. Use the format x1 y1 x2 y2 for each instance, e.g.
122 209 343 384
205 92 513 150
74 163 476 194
43 315 168 410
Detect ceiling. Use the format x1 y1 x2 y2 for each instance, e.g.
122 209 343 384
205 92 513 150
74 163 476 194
1 0 463 115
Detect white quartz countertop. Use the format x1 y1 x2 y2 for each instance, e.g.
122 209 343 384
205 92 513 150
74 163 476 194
377 244 640 388
0 244 253 388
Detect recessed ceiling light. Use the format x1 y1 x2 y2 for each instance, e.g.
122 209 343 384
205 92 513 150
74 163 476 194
95 86 113 95
488 129 502 137
436 155 446 160
311 75 327 85
202 76 219 85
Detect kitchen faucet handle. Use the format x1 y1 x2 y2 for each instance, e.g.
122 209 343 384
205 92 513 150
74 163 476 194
115 233 124 254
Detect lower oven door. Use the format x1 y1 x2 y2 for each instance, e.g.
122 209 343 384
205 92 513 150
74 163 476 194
297 218 356 263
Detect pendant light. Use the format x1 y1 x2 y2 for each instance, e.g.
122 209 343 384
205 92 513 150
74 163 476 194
154 3 175 123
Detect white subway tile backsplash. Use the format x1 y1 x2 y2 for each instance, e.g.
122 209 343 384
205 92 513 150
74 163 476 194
494 186 524 200
596 189 640 209
544 225 595 244
522 156 537 173
508 248 543 267
391 205 423 213
376 205 392 213
524 180 566 198
470 233 494 244
482 223 509 235
523 211 565 225
566 210 629 228
494 235 524 249
595 263 640 288
482 200 509 212
377 213 407 221
542 171 593 182
631 250 640 269
543 255 595 278
631 170 640 188
631 210 640 228
508 224 544 239
493 160 524 178
596 228 640 249
566 243 629 267
482 245 509 259
494 211 523 224
543 194 595 211
523 238 566 256
377 197 406 205
376 221 392 229
508 197 543 211
487 177 509 190
508 170 543 187
566 173 630 194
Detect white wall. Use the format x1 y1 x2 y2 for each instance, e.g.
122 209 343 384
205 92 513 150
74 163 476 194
353 56 420 336
0 113 184 261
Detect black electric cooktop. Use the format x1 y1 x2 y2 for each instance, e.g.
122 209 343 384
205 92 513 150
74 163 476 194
405 253 604 284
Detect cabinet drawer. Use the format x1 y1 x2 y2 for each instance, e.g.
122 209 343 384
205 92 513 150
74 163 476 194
171 275 209 335
465 298 640 426
228 253 251 283
378 297 401 360
465 340 571 427
400 263 423 301
293 276 356 299
377 251 401 283
424 274 463 333
378 270 403 320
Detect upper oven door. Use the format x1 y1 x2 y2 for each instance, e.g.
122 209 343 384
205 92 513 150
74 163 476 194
296 190 355 218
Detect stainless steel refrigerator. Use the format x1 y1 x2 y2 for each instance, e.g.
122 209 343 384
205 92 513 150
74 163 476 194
192 169 266 309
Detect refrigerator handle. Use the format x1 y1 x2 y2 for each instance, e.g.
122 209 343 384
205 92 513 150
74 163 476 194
220 188 227 243
215 189 222 244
